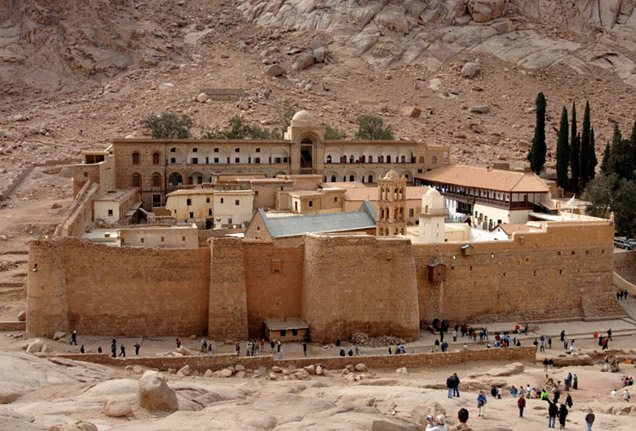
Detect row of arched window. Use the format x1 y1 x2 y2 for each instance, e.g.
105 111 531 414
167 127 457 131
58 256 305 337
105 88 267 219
131 173 162 188
379 206 405 222
325 155 418 164
378 226 405 236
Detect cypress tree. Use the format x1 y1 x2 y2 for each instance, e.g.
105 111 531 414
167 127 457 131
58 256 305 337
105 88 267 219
601 142 611 175
608 123 635 180
556 106 569 189
569 102 577 187
579 101 592 188
630 120 636 173
589 127 597 180
571 134 580 194
528 92 547 174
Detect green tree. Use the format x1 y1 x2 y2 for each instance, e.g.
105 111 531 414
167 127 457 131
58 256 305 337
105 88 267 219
608 123 635 180
324 125 347 140
589 128 597 180
527 92 547 174
143 113 192 139
630 120 636 171
270 106 295 139
601 142 611 175
586 174 636 236
354 116 394 140
556 105 569 189
579 101 592 188
202 116 273 140
570 134 581 194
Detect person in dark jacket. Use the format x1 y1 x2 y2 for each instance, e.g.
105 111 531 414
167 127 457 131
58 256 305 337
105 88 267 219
558 404 568 430
517 395 526 417
452 373 460 397
585 409 595 431
565 393 573 408
547 400 558 428
447 375 454 398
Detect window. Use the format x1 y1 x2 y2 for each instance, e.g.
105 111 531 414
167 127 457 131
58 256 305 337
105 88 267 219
235 157 240 163
349 175 354 181
206 197 210 203
170 158 176 163
432 156 437 164
220 198 224 204
132 152 140 165
171 148 176 153
255 157 260 163
235 148 240 153
192 157 198 164
214 157 219 163
214 148 219 153
235 199 240 206
292 329 298 336
280 330 287 337
255 147 261 152
108 209 113 216
152 194 161 207
193 148 198 153
186 199 192 205
152 173 161 187
326 155 332 163
228 218 232 224
132 174 141 187
309 200 313 207
182 236 186 241
334 197 338 202
189 212 194 219
409 208 414 217
83 172 88 177
152 153 160 164
140 238 144 243
208 208 212 216
161 237 164 242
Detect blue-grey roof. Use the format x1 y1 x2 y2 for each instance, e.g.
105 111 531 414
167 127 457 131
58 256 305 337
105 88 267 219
260 201 377 238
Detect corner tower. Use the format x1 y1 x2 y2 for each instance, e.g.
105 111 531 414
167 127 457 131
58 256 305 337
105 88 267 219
376 170 407 236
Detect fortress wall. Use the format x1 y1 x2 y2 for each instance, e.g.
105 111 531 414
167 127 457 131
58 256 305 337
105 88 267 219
54 181 98 239
414 221 618 323
302 235 420 344
208 238 249 340
62 239 210 335
614 250 636 284
242 241 304 337
26 239 70 337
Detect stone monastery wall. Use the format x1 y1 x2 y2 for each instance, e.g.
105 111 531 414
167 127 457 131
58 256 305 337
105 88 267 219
27 220 622 340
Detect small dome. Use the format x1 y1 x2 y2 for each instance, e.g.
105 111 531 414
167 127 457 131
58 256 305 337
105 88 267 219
291 110 314 126
384 170 401 180
425 187 441 197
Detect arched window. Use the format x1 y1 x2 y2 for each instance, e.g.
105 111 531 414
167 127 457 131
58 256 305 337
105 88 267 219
132 173 141 187
386 155 391 163
400 155 406 163
341 156 346 163
152 173 161 187
360 155 366 163
378 155 384 163
327 155 332 163
132 152 140 165
419 156 425 163
349 174 355 182
368 174 373 183
349 155 354 163
331 175 336 182
368 155 373 163
152 152 160 164
432 156 438 164
168 172 183 186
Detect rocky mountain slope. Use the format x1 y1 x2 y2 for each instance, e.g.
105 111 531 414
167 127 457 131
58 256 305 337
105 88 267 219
0 0 635 192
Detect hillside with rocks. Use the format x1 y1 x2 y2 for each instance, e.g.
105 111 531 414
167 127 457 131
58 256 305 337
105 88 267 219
0 0 635 192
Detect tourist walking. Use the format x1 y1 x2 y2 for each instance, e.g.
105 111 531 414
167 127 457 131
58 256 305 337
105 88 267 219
302 341 308 357
548 335 552 349
477 390 487 417
447 374 454 398
70 330 77 345
111 339 117 359
558 404 568 430
585 409 595 431
565 393 573 408
119 344 126 357
517 395 526 417
80 344 85 354
176 336 181 348
623 388 630 402
547 400 558 428
134 342 141 355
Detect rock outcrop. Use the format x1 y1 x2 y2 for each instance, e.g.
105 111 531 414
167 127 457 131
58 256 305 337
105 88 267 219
137 371 178 412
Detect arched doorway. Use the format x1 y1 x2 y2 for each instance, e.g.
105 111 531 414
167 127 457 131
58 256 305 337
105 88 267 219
300 138 314 174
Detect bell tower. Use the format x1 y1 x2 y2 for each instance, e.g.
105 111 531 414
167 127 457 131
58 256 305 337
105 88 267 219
376 170 407 236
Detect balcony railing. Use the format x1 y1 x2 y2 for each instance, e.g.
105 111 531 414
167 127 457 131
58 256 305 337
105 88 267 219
442 191 534 210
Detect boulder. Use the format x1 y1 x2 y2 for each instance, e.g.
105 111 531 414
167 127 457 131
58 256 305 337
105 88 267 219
204 369 213 377
133 365 144 375
293 369 310 380
272 366 283 373
49 421 98 431
137 371 178 412
219 368 233 378
196 92 208 103
461 62 481 78
264 64 285 77
268 372 278 381
235 364 246 372
400 106 421 118
470 105 491 114
103 398 134 417
177 365 191 376
304 364 315 375
313 47 327 63
292 53 315 72
467 0 510 23
26 339 44 354
315 365 324 376
17 311 26 321
354 363 368 372
53 331 66 341
396 367 408 374
235 371 246 379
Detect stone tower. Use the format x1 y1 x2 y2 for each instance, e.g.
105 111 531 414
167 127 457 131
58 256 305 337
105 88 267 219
418 187 447 243
376 170 407 236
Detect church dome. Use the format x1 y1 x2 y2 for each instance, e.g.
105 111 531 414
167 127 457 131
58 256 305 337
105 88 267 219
291 110 315 126
425 187 441 197
384 170 401 180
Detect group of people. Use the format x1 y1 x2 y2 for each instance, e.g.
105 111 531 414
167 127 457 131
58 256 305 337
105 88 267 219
593 329 612 350
69 330 141 358
610 387 631 401
424 408 472 431
616 289 629 300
